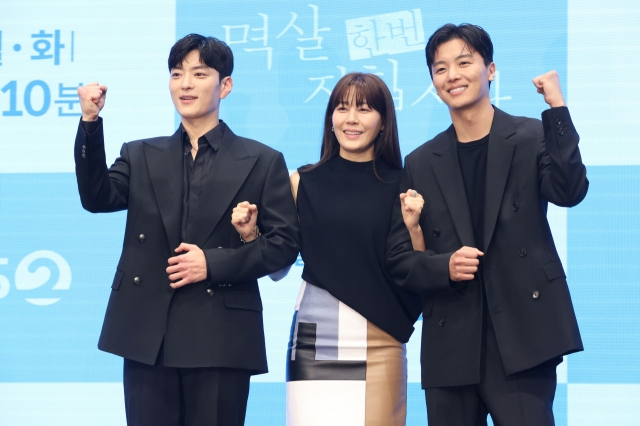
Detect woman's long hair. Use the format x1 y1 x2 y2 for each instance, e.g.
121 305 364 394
301 72 402 175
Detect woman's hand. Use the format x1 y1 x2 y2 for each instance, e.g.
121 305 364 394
400 189 426 251
231 201 259 243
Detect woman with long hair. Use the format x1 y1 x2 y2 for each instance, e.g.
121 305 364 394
292 72 423 425
233 72 422 425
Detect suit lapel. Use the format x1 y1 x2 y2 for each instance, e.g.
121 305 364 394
432 126 476 247
189 126 258 247
483 107 516 251
144 128 183 251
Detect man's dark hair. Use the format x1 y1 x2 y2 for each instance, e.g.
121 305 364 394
168 34 233 80
425 23 493 79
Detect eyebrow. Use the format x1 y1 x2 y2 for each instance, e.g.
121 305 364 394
432 53 474 67
337 99 369 106
172 64 210 71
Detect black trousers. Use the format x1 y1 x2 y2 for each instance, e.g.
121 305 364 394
425 317 561 426
123 345 251 426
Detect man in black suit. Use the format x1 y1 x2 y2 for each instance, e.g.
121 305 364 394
387 24 587 425
74 34 299 426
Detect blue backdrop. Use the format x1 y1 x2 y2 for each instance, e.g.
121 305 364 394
1 1 639 424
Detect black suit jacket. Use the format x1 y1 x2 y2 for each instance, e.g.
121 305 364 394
75 120 300 374
387 107 587 388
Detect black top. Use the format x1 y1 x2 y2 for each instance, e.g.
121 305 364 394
297 155 421 343
457 134 489 252
457 134 492 364
180 122 225 242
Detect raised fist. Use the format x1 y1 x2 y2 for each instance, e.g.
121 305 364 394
400 189 424 232
532 70 565 108
77 82 107 121
231 201 259 243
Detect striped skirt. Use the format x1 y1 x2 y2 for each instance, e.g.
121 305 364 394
286 281 407 426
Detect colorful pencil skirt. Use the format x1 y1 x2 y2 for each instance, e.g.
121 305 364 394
286 281 407 426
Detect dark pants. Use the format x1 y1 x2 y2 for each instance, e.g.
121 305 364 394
425 318 561 426
123 345 251 426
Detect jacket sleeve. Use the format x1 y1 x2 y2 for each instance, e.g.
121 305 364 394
74 118 130 213
538 107 589 207
204 152 300 284
386 161 456 297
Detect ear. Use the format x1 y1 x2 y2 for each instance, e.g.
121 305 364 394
487 62 496 82
220 76 233 99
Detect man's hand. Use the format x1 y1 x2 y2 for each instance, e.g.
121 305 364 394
532 70 566 108
400 189 424 232
231 201 259 243
449 246 484 281
77 82 107 122
167 243 207 289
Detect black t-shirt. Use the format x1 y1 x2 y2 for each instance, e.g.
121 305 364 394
457 134 494 367
457 134 489 252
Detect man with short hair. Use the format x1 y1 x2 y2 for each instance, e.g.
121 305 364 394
75 34 299 426
387 23 587 425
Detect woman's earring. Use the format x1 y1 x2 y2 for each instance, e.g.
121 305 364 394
331 127 334 132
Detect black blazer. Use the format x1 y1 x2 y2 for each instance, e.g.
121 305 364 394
74 120 300 374
387 107 587 389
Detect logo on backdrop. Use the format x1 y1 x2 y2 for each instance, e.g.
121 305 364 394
0 250 72 305
345 10 425 60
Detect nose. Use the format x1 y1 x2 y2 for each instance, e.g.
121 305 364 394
181 74 194 90
346 107 359 124
447 66 460 82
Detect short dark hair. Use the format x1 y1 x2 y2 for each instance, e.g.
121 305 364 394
302 72 402 175
425 23 493 79
168 34 233 80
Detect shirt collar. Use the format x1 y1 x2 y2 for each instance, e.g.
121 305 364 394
181 120 226 153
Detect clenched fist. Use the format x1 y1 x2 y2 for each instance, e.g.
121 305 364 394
231 201 259 243
77 82 107 122
449 246 484 281
400 189 424 232
532 70 565 108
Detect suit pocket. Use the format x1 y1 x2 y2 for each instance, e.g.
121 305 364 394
224 291 263 312
111 270 124 290
542 260 566 281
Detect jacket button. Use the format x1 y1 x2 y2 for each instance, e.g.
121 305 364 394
556 118 561 125
519 248 527 257
82 153 86 158
438 319 445 327
558 129 564 136
532 291 540 299
512 202 519 211
433 229 441 237
82 145 86 150
139 234 145 242
206 288 214 296
133 277 141 285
